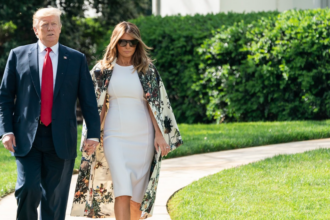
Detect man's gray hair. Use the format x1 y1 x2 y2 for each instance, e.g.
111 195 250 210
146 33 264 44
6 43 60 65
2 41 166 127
33 7 62 28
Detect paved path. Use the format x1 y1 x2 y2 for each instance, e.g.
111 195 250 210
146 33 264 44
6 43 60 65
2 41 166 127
1 138 330 219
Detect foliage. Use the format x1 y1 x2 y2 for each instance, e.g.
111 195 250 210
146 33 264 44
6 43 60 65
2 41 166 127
0 4 277 123
168 148 330 219
0 1 49 42
0 0 151 76
98 11 279 123
197 9 330 122
0 21 17 43
57 0 85 18
0 21 17 72
59 0 151 65
60 17 106 65
88 0 151 26
0 0 50 75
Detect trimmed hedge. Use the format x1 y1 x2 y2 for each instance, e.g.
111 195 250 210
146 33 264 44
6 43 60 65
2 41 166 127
196 9 330 122
97 12 279 123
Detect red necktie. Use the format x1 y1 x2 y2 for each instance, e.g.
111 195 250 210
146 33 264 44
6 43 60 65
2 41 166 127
40 47 53 126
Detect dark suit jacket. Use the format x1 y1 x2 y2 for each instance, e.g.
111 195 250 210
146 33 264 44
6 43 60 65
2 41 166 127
0 43 100 159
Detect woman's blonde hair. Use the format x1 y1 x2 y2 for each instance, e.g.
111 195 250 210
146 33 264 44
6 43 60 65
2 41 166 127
33 7 62 28
99 21 152 73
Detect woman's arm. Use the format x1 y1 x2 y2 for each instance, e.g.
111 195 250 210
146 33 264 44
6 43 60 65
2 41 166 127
147 104 170 157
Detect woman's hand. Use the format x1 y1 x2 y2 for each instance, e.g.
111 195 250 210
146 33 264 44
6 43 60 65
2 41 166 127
154 133 170 157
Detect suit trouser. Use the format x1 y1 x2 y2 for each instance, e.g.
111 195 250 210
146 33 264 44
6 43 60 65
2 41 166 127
55 158 75 220
14 123 75 220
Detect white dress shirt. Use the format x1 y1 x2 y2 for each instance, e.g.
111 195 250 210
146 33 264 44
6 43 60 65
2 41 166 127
2 41 98 143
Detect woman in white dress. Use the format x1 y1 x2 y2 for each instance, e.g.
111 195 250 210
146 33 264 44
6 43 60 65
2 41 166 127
91 22 171 220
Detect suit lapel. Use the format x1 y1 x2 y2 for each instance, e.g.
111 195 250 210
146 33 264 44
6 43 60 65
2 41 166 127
54 44 69 100
28 43 41 98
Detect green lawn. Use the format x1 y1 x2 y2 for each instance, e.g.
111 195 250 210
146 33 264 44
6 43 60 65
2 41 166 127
166 120 330 158
0 126 82 198
0 144 17 198
75 125 83 170
1 120 330 198
168 148 330 219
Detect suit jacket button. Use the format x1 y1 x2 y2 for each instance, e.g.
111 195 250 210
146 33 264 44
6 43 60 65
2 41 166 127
36 117 39 121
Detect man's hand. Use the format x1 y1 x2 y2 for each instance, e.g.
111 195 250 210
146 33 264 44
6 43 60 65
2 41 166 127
83 139 99 155
2 134 16 153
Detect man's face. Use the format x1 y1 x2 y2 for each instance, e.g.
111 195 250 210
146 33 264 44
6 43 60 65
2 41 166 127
33 15 61 47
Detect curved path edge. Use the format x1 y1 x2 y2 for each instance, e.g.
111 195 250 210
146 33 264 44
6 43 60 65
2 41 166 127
1 138 330 220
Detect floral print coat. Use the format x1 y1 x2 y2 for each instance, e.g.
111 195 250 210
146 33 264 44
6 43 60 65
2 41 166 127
70 60 183 218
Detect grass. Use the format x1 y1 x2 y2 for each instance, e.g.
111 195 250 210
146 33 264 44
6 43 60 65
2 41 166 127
74 125 83 170
1 120 330 198
0 126 83 198
168 148 330 219
166 120 330 159
0 145 17 198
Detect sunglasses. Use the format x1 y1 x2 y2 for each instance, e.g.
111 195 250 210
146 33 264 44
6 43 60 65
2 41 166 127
118 39 139 47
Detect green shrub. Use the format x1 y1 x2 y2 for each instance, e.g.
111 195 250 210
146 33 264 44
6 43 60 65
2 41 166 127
98 12 279 123
60 17 107 67
197 9 330 122
0 21 17 75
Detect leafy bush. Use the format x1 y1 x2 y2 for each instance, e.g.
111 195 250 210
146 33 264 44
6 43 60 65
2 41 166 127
98 12 279 123
197 9 330 122
0 0 151 78
0 21 18 75
60 17 107 66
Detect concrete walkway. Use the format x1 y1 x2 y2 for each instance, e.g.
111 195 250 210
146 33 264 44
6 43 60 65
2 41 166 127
1 138 330 219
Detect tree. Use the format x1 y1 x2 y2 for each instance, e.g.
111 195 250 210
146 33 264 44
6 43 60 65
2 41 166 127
88 0 151 26
0 1 56 44
0 0 151 77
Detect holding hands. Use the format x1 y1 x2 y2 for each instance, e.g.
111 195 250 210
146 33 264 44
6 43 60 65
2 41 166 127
83 139 99 155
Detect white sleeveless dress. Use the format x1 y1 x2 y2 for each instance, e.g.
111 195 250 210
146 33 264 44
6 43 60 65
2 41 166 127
103 63 154 203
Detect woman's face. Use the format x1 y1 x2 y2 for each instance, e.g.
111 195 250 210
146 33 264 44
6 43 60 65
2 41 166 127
117 33 137 59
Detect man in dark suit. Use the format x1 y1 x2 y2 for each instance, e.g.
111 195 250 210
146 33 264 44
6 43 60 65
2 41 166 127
0 7 100 220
